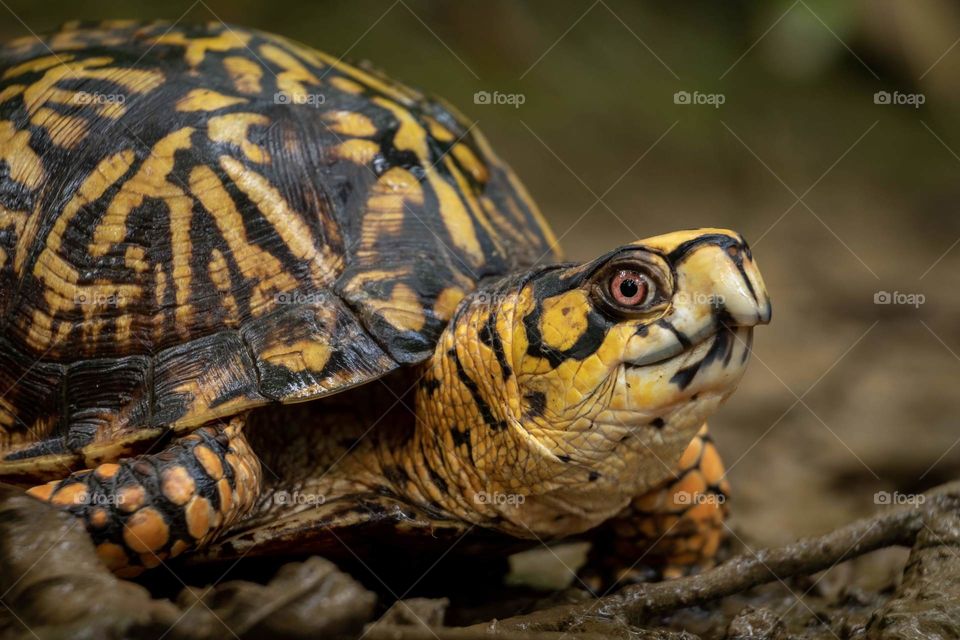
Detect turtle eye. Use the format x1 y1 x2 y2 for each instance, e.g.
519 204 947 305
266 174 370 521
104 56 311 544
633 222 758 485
609 270 651 307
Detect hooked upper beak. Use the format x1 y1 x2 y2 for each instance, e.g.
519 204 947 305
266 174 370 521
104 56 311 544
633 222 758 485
714 241 771 327
665 230 771 329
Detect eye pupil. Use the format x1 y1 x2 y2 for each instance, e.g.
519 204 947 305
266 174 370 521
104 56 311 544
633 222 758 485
619 279 639 298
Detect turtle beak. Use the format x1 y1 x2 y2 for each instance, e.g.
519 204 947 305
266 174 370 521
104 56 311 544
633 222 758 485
662 229 771 330
713 238 771 328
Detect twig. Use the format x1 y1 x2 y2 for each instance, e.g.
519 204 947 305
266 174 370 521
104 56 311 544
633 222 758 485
364 627 612 640
483 480 960 632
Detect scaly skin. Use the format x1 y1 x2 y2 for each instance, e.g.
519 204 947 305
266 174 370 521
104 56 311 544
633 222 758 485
367 229 767 541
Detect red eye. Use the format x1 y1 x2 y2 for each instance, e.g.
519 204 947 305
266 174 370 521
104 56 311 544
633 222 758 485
610 270 649 306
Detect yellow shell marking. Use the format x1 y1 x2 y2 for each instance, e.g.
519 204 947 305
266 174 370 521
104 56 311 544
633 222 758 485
175 88 248 112
219 155 336 286
26 149 141 349
258 43 320 98
208 248 239 320
223 55 263 94
452 143 489 184
0 205 27 271
1 54 75 79
374 97 484 267
124 245 148 274
188 165 299 315
47 149 136 254
369 283 426 332
30 107 87 149
434 286 467 320
358 167 424 256
149 30 252 68
285 38 419 104
324 110 377 137
0 120 44 190
207 113 270 164
91 129 193 256
334 139 380 164
20 57 165 124
259 339 332 372
329 76 364 95
89 128 195 335
0 85 24 103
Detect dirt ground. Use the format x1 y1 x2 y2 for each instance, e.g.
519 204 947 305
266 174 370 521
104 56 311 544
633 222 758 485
2 1 960 638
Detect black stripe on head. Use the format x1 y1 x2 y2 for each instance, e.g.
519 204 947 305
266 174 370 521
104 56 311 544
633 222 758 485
523 391 547 418
655 318 691 349
668 326 734 390
478 312 512 380
450 426 474 462
520 269 614 369
666 233 738 264
448 347 507 431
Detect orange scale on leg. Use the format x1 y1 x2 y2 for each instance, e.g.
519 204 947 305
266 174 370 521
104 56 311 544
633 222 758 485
89 507 110 528
217 478 233 515
185 495 213 540
193 444 223 480
115 566 145 579
139 551 167 569
96 542 129 571
50 482 89 507
26 481 58 502
122 507 170 553
117 484 146 513
161 465 196 505
170 539 191 558
95 463 121 480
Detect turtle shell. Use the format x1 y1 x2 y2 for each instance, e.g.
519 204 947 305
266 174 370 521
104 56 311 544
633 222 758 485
0 21 559 479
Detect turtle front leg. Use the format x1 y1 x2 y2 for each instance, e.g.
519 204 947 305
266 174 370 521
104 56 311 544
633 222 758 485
579 424 729 591
25 415 261 577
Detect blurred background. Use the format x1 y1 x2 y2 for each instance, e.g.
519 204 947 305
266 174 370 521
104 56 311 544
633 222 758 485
2 0 959 550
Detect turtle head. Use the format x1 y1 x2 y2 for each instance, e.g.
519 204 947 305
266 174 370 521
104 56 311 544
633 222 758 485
416 229 770 535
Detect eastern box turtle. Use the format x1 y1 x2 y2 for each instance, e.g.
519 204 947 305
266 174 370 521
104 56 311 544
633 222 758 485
0 21 771 585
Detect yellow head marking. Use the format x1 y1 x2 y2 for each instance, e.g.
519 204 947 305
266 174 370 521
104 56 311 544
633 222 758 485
539 289 591 352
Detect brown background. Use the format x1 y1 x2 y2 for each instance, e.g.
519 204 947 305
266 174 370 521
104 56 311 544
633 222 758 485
2 0 959 549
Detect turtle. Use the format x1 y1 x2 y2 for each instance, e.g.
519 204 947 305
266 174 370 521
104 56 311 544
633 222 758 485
0 20 771 586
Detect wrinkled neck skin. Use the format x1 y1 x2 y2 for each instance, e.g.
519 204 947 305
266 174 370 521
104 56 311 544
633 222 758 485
369 270 753 540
